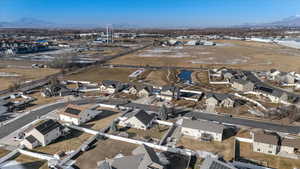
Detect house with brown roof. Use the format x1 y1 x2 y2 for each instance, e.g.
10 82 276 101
58 104 99 125
280 138 300 155
252 131 280 155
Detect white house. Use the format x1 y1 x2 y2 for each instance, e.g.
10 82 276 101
118 109 155 130
21 119 63 149
252 131 280 155
180 119 224 142
58 104 99 125
100 80 124 94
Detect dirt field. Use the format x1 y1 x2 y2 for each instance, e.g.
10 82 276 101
239 142 300 169
109 40 300 72
76 139 138 169
64 66 134 83
0 67 59 90
145 69 179 86
83 110 121 130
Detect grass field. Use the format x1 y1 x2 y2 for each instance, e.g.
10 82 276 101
109 40 300 72
64 66 134 83
177 136 234 161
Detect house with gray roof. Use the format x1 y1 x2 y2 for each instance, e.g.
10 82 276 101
231 78 254 92
205 93 235 108
97 144 165 169
201 156 237 169
118 109 155 130
180 119 224 142
100 80 126 94
157 85 180 101
21 119 63 149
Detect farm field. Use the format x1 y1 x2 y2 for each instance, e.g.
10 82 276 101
109 40 300 72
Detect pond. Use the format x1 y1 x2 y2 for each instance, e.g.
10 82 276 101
178 70 193 84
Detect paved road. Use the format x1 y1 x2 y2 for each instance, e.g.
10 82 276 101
0 97 299 139
106 100 300 134
101 64 208 71
0 98 103 139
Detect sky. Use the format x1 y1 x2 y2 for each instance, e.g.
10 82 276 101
0 0 300 27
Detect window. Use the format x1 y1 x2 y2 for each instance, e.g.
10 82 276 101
257 149 260 152
269 144 273 148
268 151 273 154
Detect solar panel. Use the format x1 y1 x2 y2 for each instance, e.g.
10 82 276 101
65 107 81 115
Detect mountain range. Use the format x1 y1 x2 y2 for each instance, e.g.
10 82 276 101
1 16 300 29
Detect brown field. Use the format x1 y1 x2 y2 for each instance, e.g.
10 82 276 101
0 148 9 157
177 136 234 161
122 124 169 140
109 40 300 72
0 67 59 90
34 130 92 155
239 142 300 169
64 66 134 83
76 139 138 169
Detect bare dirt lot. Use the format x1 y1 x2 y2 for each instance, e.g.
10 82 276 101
0 67 59 90
109 40 300 72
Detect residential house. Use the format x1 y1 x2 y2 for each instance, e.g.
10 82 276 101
179 92 202 102
21 119 63 149
232 79 254 92
205 93 235 108
118 109 155 130
280 138 300 155
97 144 164 169
123 84 138 95
180 119 224 142
58 104 99 125
268 69 281 80
255 85 288 103
252 131 280 155
100 80 125 94
157 86 179 101
201 156 237 169
137 85 153 98
277 73 295 84
41 84 76 97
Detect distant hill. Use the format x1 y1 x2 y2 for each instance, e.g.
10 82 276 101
0 17 56 28
236 15 300 28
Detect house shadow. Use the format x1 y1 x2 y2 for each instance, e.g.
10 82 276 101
22 160 46 169
223 126 238 140
237 157 269 168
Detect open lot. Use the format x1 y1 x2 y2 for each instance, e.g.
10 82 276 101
109 40 300 72
64 66 134 83
76 139 138 169
14 154 48 169
177 136 234 161
0 67 59 90
118 124 169 140
239 142 300 169
34 130 92 155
